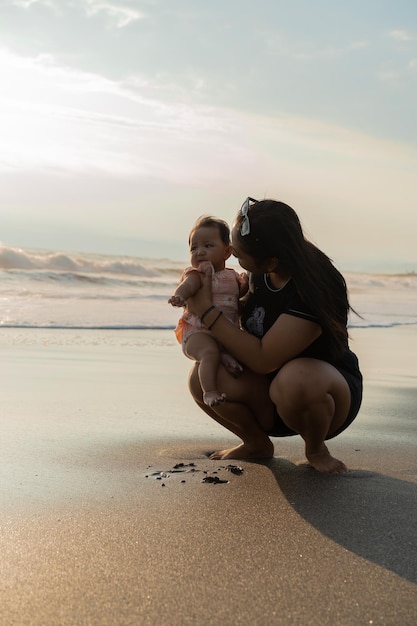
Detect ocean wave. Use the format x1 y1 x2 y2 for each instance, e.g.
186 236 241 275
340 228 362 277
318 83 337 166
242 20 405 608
1 245 415 286
1 269 178 291
0 245 179 278
348 320 417 329
346 271 417 291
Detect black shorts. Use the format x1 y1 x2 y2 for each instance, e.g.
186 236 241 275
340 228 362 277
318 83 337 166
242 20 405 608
267 350 363 439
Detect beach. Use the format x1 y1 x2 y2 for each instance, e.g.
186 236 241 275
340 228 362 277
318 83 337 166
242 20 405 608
1 325 416 625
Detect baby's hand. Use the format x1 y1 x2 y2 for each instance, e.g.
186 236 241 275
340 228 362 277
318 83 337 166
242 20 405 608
198 261 214 276
168 295 186 307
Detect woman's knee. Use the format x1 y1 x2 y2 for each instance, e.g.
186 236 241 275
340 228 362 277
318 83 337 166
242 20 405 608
270 363 311 410
269 359 350 430
269 359 337 414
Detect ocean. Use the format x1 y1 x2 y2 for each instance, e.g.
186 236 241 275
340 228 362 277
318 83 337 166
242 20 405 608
1 244 416 331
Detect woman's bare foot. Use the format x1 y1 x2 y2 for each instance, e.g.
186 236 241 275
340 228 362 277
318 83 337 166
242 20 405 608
220 352 243 377
209 439 274 460
203 390 226 407
306 443 347 474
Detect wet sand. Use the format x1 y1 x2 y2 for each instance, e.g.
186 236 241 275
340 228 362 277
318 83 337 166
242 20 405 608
1 327 416 625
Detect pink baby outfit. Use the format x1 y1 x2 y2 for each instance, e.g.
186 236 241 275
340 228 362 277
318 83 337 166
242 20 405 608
175 266 245 346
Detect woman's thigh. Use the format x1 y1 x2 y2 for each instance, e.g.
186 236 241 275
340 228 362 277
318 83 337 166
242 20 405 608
269 358 351 437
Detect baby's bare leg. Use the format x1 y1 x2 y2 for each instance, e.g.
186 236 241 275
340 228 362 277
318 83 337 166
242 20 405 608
185 333 226 407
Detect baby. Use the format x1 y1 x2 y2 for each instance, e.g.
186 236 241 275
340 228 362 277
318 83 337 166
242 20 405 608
169 215 247 407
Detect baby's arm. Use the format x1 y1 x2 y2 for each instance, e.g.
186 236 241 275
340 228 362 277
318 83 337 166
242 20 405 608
168 270 203 307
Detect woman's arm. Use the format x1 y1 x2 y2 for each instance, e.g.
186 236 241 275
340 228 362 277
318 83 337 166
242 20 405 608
186 273 321 374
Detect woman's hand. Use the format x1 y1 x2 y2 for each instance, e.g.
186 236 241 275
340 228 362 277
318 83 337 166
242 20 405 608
186 264 213 317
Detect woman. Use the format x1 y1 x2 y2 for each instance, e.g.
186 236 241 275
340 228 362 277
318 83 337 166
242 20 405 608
186 198 362 474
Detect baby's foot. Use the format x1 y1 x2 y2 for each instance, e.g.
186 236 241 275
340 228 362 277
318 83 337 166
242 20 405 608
203 391 226 407
221 352 243 377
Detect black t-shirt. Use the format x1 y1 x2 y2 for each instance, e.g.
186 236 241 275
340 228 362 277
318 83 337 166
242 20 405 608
241 273 348 367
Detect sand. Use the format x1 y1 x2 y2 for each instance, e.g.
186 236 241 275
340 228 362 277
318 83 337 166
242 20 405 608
1 326 416 625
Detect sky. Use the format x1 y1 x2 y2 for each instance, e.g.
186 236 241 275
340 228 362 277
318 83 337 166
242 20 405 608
0 0 416 271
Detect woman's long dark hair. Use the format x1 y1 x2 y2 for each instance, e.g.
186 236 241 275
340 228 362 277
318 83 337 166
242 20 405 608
235 199 351 355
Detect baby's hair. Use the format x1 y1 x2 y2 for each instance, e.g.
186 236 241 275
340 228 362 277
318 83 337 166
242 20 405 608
189 215 231 246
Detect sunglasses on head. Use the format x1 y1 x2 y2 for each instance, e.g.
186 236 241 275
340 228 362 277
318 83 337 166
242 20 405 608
239 197 258 236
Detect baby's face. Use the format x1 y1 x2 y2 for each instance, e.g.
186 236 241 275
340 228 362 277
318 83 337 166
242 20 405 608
189 226 230 272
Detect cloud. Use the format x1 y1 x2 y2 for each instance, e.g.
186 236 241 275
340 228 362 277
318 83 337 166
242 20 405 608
267 36 370 61
377 67 399 82
84 0 145 28
389 29 416 42
349 40 369 50
0 47 251 181
10 0 144 27
2 46 416 181
9 0 53 7
377 54 417 83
